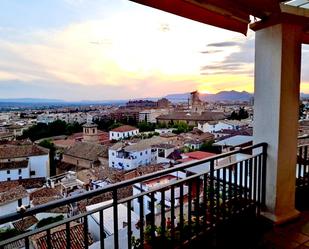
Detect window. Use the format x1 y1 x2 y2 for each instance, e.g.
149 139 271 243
7 170 10 174
117 133 119 137
112 152 115 156
18 169 22 174
145 151 148 154
140 152 143 156
7 177 11 181
19 176 22 180
18 199 22 207
30 170 36 176
93 128 95 133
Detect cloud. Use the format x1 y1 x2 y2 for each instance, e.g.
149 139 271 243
207 41 240 47
200 50 222 54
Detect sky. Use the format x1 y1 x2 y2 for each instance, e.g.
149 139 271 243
0 0 308 101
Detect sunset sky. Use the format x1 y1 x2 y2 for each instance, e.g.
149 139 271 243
0 0 308 101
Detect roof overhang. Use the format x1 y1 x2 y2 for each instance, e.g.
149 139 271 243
250 3 309 44
130 0 309 41
130 0 250 35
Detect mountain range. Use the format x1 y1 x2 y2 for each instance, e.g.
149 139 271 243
164 90 253 102
1 90 309 104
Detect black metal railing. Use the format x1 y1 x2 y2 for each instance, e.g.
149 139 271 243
297 137 309 189
0 143 267 249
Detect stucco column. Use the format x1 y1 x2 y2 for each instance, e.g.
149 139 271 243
253 23 302 224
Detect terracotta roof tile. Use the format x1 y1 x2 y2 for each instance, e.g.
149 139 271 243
157 111 226 122
0 160 28 170
0 178 45 192
31 223 93 249
13 216 38 232
183 151 216 160
0 145 48 159
111 125 138 132
30 188 62 199
0 184 28 205
64 142 108 161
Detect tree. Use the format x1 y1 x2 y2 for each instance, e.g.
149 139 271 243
172 122 193 134
39 139 56 176
21 120 82 142
229 107 249 120
138 122 155 132
200 140 220 153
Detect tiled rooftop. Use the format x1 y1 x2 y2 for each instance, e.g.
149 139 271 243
31 223 93 249
0 184 28 205
0 160 28 170
110 125 138 132
64 142 108 160
0 144 48 159
13 216 38 232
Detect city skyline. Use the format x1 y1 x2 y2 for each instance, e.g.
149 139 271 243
0 0 308 101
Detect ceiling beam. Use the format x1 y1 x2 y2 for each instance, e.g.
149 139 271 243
303 32 309 44
130 0 249 35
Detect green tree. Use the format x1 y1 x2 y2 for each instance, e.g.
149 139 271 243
229 107 249 120
39 139 56 176
200 140 220 153
21 120 82 142
138 122 155 132
172 122 193 134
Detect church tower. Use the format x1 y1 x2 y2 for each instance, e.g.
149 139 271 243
83 123 99 143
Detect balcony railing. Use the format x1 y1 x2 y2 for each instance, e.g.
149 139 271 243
297 142 309 188
0 143 267 249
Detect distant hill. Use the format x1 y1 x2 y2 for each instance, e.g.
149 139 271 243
300 93 309 99
0 98 64 103
164 90 253 102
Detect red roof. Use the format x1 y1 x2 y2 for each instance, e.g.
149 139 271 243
183 151 216 160
111 125 138 132
32 223 93 249
177 158 194 163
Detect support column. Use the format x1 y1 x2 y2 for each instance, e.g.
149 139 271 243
253 23 302 224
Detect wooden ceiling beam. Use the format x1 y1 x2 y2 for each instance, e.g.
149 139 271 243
130 0 250 34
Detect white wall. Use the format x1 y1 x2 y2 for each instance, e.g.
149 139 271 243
198 122 236 133
109 148 156 170
29 154 50 178
109 129 139 141
0 196 29 217
0 167 29 182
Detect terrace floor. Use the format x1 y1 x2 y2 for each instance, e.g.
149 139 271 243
187 209 309 249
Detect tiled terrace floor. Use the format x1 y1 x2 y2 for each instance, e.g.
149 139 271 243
259 211 309 249
188 209 309 249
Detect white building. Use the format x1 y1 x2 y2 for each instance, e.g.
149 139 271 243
139 109 169 123
0 183 30 217
86 200 139 249
154 128 176 135
198 120 247 133
108 137 169 170
0 144 50 181
213 135 253 152
109 125 139 141
37 112 88 124
151 143 176 164
133 175 188 217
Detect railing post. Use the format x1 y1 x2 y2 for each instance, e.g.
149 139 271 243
209 160 215 225
113 190 119 249
261 143 268 207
